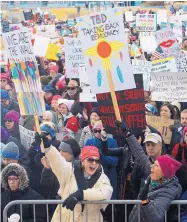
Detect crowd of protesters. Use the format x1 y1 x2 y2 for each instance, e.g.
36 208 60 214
1 4 187 222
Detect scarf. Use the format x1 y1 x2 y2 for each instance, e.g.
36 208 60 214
150 177 173 189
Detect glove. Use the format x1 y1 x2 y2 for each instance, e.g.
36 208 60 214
62 190 83 211
139 176 151 201
115 120 131 137
34 132 52 149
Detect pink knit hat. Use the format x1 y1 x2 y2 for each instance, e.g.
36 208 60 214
5 110 20 124
157 155 182 179
58 99 74 111
49 65 59 74
93 121 103 130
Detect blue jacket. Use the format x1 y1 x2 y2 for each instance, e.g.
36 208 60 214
85 137 118 199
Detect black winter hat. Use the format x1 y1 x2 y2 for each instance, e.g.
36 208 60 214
90 107 101 117
59 138 81 158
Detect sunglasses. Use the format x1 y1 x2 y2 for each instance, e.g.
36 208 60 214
93 129 101 134
67 87 77 91
87 158 100 164
5 118 13 123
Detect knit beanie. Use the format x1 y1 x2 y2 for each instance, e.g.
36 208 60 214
157 155 182 179
59 138 80 158
40 76 52 86
90 107 101 117
0 89 10 100
58 99 74 111
182 126 187 138
2 142 19 160
0 73 10 81
81 146 100 162
40 123 56 139
49 65 59 74
52 95 61 102
5 110 20 124
93 121 104 130
43 84 56 94
0 127 10 143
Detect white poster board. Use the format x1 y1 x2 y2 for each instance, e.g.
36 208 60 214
150 72 187 102
19 125 35 150
151 56 178 72
77 9 135 94
64 38 85 78
33 36 50 57
2 28 35 61
140 35 157 52
125 11 134 22
136 14 157 32
157 10 168 25
37 25 56 38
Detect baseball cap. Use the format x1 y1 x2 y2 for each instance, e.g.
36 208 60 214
144 133 162 144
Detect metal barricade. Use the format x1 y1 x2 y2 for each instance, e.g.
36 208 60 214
3 199 187 222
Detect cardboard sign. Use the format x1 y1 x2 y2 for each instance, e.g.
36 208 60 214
23 9 34 21
150 72 187 102
0 50 8 65
132 60 152 91
64 38 85 78
2 20 9 33
146 115 174 144
136 14 157 32
79 66 97 102
151 56 178 72
33 36 50 57
2 27 35 61
77 8 135 94
96 74 145 136
154 28 180 56
19 125 35 150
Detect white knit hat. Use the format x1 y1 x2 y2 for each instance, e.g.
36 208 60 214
171 101 181 111
58 99 74 111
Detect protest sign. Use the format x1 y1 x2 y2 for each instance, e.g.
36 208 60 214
77 8 135 94
154 28 180 56
96 74 145 136
2 27 35 61
146 115 174 144
125 11 134 22
157 10 168 25
151 56 178 72
136 14 157 32
37 25 56 38
0 50 8 65
33 36 50 57
132 60 152 91
172 19 183 43
176 53 187 72
23 9 34 21
19 125 35 150
79 66 97 102
150 72 187 102
2 20 9 33
64 38 85 78
139 33 157 52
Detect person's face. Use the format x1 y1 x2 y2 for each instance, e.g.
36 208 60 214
181 113 187 127
1 99 9 107
90 112 100 125
49 70 57 78
93 128 102 139
67 86 78 97
60 151 73 162
150 160 163 181
44 62 48 70
82 156 100 176
58 104 68 115
146 141 162 159
8 176 20 191
160 106 171 119
5 119 15 130
1 78 8 88
42 113 53 123
2 158 18 166
184 132 187 144
144 91 150 101
51 100 58 111
183 40 187 47
44 92 53 99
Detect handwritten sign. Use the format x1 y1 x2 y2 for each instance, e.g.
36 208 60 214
64 38 85 78
146 115 174 144
77 8 135 94
154 28 180 56
33 36 50 57
19 125 35 150
151 56 178 72
96 74 145 136
176 53 187 72
37 25 57 38
0 50 8 65
2 27 35 61
150 72 187 102
136 14 157 32
23 9 34 21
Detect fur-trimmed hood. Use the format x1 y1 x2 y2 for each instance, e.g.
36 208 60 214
1 163 29 190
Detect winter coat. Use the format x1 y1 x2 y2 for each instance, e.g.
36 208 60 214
64 113 79 133
1 163 46 222
171 143 187 163
129 177 182 222
85 137 118 199
45 146 113 222
6 98 20 112
79 125 93 148
181 191 187 222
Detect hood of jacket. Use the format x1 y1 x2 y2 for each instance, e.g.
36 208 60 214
1 163 29 190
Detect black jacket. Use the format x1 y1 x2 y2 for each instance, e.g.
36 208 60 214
1 187 46 222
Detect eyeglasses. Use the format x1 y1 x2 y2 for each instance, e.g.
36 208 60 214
67 87 77 91
8 178 19 182
5 118 13 123
87 158 100 164
93 129 101 134
0 79 7 82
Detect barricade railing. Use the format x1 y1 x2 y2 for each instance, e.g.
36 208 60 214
3 199 187 222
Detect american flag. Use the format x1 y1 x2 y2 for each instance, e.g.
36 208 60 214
152 45 163 59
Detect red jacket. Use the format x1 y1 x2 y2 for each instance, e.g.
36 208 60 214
171 143 187 163
65 114 79 134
